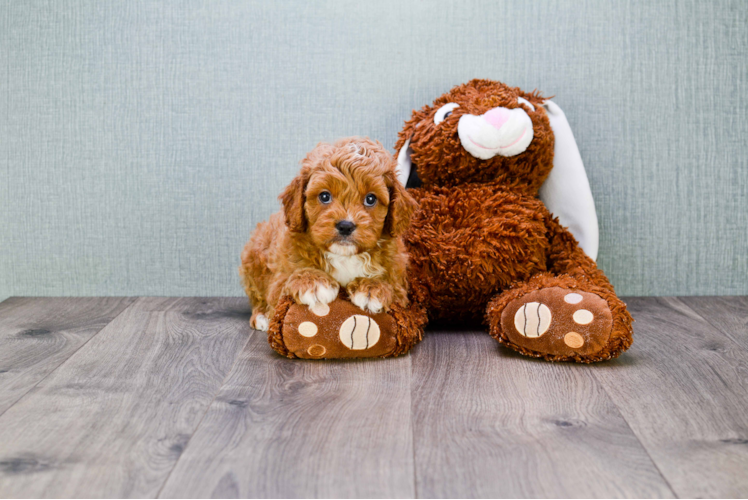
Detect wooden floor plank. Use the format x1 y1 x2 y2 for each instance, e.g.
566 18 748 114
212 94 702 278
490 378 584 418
2 296 746 498
410 329 673 498
591 297 748 498
0 297 135 415
679 296 748 350
0 297 250 498
158 328 415 499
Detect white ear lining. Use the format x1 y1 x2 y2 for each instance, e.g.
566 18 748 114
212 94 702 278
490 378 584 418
538 100 599 261
395 138 412 186
517 96 535 112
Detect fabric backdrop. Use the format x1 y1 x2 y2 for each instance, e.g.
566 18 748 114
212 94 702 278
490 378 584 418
1 0 746 300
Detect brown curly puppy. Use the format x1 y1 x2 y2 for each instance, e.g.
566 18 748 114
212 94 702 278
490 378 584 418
240 137 416 332
396 79 633 362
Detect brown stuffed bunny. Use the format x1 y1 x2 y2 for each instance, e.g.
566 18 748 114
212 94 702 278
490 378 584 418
267 79 633 363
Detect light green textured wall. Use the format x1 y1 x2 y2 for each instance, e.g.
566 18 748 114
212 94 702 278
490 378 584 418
1 0 746 297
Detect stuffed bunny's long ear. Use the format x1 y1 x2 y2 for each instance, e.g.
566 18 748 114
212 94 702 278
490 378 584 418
395 138 412 187
539 100 599 261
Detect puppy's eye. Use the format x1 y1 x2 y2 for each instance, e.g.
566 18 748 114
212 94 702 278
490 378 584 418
363 193 378 207
434 103 460 125
318 191 332 204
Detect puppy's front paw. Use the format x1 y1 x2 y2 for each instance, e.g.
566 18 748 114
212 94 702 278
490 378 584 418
347 278 394 314
299 282 339 307
285 270 340 308
250 311 269 332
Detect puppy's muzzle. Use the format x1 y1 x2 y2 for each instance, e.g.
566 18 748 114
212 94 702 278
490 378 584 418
335 220 356 237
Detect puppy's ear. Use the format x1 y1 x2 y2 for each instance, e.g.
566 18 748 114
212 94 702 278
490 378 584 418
279 170 311 232
384 172 418 237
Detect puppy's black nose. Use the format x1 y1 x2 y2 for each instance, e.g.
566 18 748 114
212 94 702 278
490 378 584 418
335 220 356 236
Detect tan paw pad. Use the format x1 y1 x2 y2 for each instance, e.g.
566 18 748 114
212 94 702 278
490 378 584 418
298 321 318 337
573 309 594 325
307 344 326 357
339 315 380 350
564 293 583 304
564 332 585 348
514 302 552 338
309 302 330 317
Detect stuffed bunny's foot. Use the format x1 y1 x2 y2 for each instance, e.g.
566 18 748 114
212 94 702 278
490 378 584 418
490 286 623 362
267 295 423 359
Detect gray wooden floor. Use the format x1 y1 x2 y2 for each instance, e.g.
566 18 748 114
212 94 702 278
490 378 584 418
0 297 746 498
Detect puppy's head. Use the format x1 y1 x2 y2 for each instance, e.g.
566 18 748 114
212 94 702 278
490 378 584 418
280 137 417 256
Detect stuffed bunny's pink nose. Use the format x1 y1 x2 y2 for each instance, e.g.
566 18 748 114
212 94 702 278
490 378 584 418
483 107 511 130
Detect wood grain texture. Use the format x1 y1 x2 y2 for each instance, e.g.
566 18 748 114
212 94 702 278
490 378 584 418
410 329 674 498
0 297 250 498
0 297 135 415
2 296 748 498
592 297 748 498
679 296 748 350
158 329 414 499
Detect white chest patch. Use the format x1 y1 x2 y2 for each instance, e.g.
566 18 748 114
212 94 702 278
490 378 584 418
324 251 382 286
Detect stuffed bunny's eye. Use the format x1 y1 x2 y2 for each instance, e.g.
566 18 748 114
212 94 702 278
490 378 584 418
434 103 460 125
364 193 378 207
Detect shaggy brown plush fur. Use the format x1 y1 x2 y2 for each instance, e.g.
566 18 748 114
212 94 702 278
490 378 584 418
240 137 417 331
395 79 633 362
